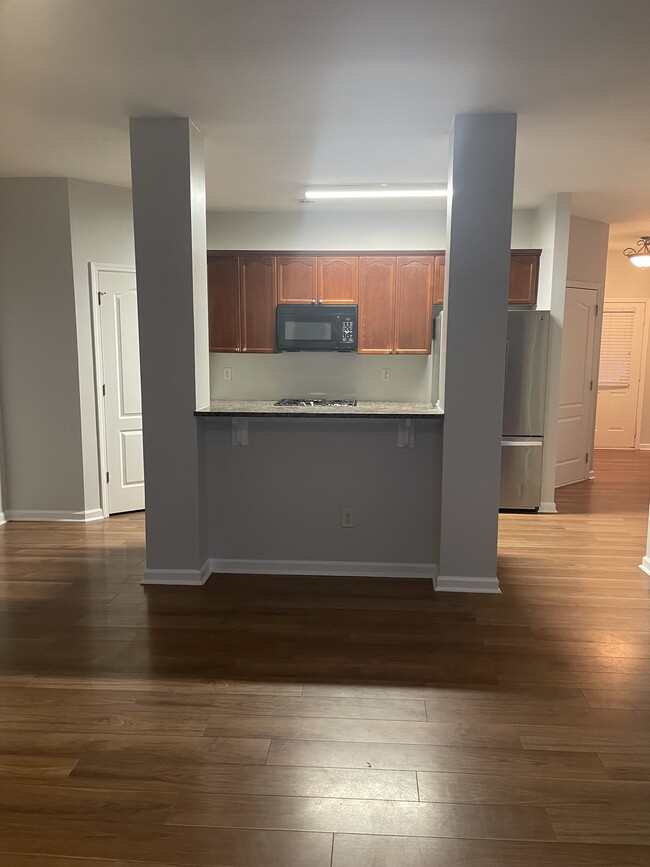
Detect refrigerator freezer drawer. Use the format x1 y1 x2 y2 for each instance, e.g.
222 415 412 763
500 438 543 510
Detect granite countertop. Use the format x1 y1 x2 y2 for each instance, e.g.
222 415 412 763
195 400 444 419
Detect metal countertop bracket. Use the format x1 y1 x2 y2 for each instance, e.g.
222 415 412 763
232 418 249 446
397 418 415 448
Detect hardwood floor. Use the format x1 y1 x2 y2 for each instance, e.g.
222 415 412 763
0 448 648 865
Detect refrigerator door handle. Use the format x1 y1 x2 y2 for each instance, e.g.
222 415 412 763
501 438 543 447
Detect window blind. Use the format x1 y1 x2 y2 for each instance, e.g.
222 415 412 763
598 309 635 387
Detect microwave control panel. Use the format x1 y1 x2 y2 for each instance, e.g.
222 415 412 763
340 318 355 343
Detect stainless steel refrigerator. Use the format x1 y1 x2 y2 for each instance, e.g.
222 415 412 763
501 310 549 509
433 309 549 510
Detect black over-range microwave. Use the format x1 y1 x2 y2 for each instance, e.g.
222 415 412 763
276 304 358 352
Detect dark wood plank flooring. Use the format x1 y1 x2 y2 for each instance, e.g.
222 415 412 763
0 448 648 865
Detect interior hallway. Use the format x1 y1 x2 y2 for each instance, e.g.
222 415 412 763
0 450 648 865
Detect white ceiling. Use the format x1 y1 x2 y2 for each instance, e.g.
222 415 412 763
2 0 650 225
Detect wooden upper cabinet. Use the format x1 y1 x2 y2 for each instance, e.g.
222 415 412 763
429 250 540 306
239 256 277 353
432 255 446 305
394 257 434 354
317 256 358 304
277 256 317 304
207 254 241 352
358 257 396 354
509 251 541 305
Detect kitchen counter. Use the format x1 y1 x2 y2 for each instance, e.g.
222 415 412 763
195 400 443 418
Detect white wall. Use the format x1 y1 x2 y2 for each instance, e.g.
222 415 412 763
604 233 650 443
566 215 610 471
567 216 610 286
207 208 536 251
68 179 135 513
0 178 86 517
531 194 572 512
210 353 432 401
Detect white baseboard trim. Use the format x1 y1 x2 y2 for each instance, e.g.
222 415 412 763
0 511 5 526
4 508 104 523
141 559 212 586
639 557 650 578
435 574 501 594
210 558 437 580
639 444 650 451
141 558 437 586
538 501 558 514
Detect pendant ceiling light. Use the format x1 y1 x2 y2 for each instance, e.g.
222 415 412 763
623 236 650 268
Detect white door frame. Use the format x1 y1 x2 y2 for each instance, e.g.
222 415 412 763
89 262 137 518
566 280 603 479
597 297 648 450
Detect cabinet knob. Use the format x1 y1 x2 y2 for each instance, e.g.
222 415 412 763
318 299 323 304
235 348 240 352
311 300 317 305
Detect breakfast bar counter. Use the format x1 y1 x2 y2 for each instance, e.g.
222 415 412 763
195 400 444 419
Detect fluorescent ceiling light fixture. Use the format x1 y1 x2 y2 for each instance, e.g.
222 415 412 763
623 236 650 268
302 184 447 201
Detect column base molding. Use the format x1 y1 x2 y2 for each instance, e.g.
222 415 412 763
435 573 501 594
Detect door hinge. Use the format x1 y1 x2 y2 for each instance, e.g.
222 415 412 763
106 471 110 484
585 452 589 463
589 380 594 391
102 384 106 397
594 303 599 317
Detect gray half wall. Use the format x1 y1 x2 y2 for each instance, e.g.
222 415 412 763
204 417 442 570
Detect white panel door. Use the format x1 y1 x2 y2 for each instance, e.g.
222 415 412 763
556 287 597 487
595 302 645 448
98 269 145 514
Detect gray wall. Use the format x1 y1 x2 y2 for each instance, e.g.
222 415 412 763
68 179 136 512
130 118 209 578
438 113 516 590
0 178 85 514
0 403 5 521
205 417 442 566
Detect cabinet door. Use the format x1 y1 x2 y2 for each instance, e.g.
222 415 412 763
394 256 434 354
317 256 359 304
277 256 317 304
207 254 241 352
240 256 277 353
432 254 446 305
358 257 396 354
509 252 540 305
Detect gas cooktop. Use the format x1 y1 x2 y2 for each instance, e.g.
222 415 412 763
275 398 358 407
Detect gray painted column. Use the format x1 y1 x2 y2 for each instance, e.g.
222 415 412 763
437 113 517 593
129 118 210 584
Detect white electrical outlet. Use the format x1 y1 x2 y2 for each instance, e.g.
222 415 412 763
341 507 354 528
382 368 391 382
223 367 232 381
